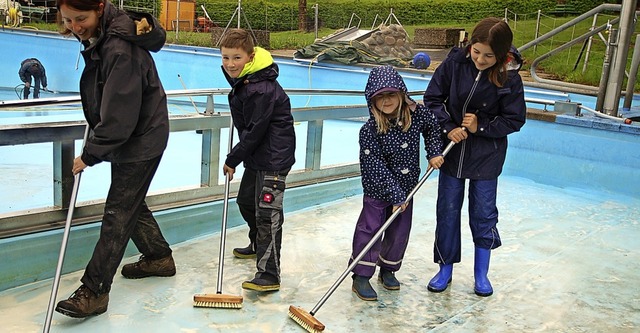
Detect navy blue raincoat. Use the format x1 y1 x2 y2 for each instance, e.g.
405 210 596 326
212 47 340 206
423 46 526 180
222 57 296 172
360 65 443 205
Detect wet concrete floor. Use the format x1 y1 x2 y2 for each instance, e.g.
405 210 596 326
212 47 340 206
1 174 639 333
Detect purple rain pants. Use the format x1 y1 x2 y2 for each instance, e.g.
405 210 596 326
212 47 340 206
349 196 413 278
433 172 501 265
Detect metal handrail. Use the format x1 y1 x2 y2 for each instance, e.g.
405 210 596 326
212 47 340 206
0 86 612 238
0 88 560 109
518 4 622 52
517 3 637 98
527 17 619 95
347 13 361 30
0 91 371 238
0 88 372 109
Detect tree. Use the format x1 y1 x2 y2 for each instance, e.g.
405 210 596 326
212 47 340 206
298 0 308 32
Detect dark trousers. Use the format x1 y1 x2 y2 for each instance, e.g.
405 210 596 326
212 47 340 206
81 155 172 294
23 77 42 99
236 166 289 283
433 172 501 265
349 196 413 277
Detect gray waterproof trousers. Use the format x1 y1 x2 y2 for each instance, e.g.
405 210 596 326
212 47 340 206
236 167 289 283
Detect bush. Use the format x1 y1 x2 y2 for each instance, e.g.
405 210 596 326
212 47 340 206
196 0 617 32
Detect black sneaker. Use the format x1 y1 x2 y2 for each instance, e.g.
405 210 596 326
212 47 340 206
241 278 280 292
121 255 176 279
55 285 109 318
232 243 256 259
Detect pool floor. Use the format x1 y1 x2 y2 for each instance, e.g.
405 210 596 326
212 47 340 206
1 175 639 332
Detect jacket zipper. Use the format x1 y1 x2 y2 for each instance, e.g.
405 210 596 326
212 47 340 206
457 70 483 178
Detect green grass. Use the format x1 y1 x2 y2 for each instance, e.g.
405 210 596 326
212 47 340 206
163 28 337 49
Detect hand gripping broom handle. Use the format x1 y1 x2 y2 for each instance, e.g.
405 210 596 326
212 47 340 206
43 124 90 333
216 116 234 294
309 140 455 316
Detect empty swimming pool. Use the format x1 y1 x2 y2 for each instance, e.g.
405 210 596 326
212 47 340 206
0 28 639 332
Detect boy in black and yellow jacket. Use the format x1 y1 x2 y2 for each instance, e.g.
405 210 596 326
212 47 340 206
220 28 296 292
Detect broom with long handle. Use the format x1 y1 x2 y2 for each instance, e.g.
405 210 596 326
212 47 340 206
193 115 243 308
43 124 90 333
289 141 456 333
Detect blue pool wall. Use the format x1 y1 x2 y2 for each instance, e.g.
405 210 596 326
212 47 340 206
2 29 637 197
0 29 453 108
0 178 363 292
1 29 640 292
506 116 640 198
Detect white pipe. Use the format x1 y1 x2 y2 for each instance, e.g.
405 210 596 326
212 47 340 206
579 105 626 122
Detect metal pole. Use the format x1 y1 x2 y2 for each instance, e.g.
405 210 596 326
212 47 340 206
237 0 241 29
596 26 616 114
43 174 82 332
216 117 233 293
43 125 90 333
623 34 640 111
313 4 318 41
602 0 637 116
176 0 181 40
582 14 598 74
534 10 541 54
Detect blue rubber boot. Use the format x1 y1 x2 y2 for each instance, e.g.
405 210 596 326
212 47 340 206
474 247 493 297
352 274 377 301
427 264 453 292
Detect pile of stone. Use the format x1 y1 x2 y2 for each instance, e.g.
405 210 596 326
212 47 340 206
361 24 414 60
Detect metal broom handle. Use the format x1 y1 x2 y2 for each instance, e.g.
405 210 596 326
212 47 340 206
43 124 90 333
217 116 234 293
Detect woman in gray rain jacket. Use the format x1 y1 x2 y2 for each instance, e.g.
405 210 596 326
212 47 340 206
54 0 175 318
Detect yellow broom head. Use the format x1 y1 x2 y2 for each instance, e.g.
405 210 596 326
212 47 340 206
193 294 243 309
288 305 325 332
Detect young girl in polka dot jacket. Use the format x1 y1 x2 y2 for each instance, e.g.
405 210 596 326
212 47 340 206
349 65 444 301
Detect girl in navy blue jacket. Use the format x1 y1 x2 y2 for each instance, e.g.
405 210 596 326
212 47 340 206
423 17 526 297
350 65 443 301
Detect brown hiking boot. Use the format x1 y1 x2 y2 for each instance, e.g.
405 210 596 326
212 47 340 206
121 255 176 279
55 285 109 318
